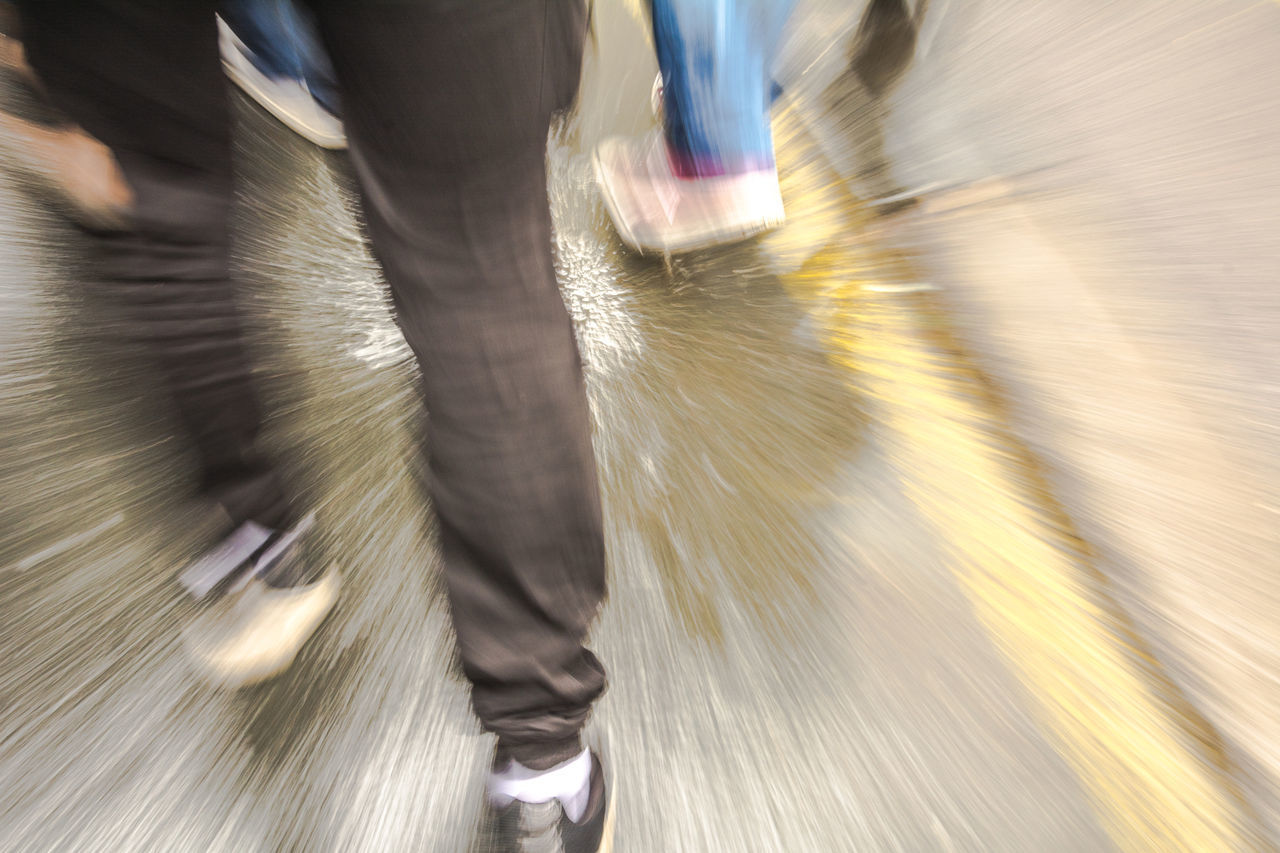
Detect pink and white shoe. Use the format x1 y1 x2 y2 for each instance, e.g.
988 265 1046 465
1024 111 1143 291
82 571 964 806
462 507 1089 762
593 131 785 254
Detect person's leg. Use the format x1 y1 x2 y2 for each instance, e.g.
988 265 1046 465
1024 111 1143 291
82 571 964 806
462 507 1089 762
19 1 337 686
309 0 604 768
281 1 341 117
19 0 294 532
654 0 796 178
594 0 798 253
851 0 919 99
219 0 308 82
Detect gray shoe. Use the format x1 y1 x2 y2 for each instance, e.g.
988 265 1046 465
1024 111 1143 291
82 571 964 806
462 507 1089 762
474 751 614 853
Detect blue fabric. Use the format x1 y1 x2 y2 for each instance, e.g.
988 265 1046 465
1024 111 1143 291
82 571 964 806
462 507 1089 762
652 0 796 177
220 0 341 116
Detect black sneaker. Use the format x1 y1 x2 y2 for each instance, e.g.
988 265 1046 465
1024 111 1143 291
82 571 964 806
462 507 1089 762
474 751 613 853
179 513 340 688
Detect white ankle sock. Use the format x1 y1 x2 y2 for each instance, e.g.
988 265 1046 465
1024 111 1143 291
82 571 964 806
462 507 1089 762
487 749 592 822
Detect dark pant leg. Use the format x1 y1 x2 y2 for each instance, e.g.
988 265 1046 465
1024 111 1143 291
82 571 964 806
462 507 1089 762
18 0 292 529
310 1 604 765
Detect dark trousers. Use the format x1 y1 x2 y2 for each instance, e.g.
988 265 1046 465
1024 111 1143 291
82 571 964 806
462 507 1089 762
19 0 606 765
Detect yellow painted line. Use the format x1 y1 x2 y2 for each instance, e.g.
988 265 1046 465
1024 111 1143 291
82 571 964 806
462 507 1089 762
768 104 1267 851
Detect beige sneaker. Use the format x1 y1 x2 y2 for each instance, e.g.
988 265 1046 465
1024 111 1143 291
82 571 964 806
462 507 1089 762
182 569 339 689
593 131 785 254
181 513 339 688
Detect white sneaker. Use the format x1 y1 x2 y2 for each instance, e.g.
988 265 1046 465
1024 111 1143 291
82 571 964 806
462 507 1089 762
216 16 347 150
182 569 340 688
593 132 785 254
181 513 339 688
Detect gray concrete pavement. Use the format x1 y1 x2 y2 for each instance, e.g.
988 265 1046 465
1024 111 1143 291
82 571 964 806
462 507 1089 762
874 0 1280 833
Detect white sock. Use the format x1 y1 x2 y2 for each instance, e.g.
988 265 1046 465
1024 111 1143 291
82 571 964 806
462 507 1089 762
487 748 592 822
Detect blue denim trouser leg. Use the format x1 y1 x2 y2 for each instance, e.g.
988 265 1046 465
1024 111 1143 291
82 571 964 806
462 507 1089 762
652 0 796 177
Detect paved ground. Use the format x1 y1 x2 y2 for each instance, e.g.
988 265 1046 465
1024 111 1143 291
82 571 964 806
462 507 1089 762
871 0 1280 837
